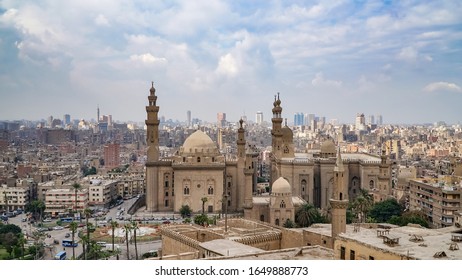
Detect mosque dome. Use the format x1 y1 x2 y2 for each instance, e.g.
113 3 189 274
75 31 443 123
320 138 336 155
181 130 217 154
281 126 293 140
272 177 291 195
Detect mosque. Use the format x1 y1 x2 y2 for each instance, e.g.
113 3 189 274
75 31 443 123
144 82 392 226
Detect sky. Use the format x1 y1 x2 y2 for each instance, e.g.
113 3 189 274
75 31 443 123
0 0 461 125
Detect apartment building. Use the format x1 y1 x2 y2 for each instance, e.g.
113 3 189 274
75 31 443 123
44 188 89 217
409 176 462 228
87 179 118 208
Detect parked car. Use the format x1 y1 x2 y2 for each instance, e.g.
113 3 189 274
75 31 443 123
65 233 70 238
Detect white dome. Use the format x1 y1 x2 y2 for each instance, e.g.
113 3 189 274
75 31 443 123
272 177 291 194
182 130 217 153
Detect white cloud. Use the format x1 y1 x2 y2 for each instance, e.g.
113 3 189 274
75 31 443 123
311 72 342 88
397 46 418 62
216 53 238 77
94 14 110 26
130 53 167 64
423 82 461 92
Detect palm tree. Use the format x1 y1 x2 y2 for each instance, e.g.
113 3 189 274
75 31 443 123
83 208 92 256
72 183 82 216
201 197 208 214
80 234 88 260
69 221 78 259
351 188 374 223
18 234 26 259
131 221 139 260
295 203 321 227
110 220 119 259
123 223 131 260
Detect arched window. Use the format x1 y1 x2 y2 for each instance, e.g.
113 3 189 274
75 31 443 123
339 192 343 200
208 186 214 195
197 157 201 163
369 180 375 188
280 200 286 208
301 179 307 193
184 186 190 195
275 218 280 226
260 215 265 222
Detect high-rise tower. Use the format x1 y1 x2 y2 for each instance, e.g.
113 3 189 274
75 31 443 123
145 82 160 212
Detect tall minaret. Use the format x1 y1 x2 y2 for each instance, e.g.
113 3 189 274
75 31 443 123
237 119 246 210
330 146 348 247
271 93 283 183
145 82 160 212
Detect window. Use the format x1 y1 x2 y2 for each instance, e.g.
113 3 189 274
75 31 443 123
197 157 201 163
280 200 286 208
164 200 169 207
350 250 355 260
165 192 168 197
340 246 346 260
369 180 375 188
208 186 214 195
275 219 280 226
207 205 213 213
184 186 190 195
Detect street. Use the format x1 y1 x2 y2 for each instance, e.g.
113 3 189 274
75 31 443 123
5 197 164 260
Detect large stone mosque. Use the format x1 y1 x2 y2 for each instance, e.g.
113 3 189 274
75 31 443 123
144 82 392 226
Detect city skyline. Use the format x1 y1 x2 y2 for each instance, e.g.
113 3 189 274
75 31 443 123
1 1 461 124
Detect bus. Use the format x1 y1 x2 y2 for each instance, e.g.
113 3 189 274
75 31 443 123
54 251 67 260
62 239 78 247
60 217 74 222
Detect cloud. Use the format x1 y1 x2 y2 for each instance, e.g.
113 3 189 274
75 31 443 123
216 53 238 77
129 53 167 65
423 82 461 92
94 14 110 26
311 72 342 88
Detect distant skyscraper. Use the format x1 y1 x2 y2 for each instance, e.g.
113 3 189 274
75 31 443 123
47 116 53 127
97 105 100 123
376 115 383 126
187 110 191 127
256 111 263 125
217 112 226 127
293 112 304 126
368 115 375 125
307 114 315 127
63 114 71 126
355 113 366 130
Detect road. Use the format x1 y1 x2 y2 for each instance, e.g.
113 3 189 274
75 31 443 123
5 197 164 260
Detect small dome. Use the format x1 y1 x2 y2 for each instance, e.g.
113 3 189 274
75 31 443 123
281 126 293 139
320 138 336 155
182 130 217 153
272 177 291 194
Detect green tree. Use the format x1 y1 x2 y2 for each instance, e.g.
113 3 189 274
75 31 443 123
69 221 78 259
295 203 324 227
283 219 295 228
72 183 82 215
110 220 119 259
83 208 92 257
25 200 45 222
193 214 209 226
388 210 430 228
349 188 374 223
179 205 192 218
123 223 131 260
201 197 208 214
369 198 403 223
131 221 139 260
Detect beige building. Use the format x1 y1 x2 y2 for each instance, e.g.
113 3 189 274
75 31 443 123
0 184 30 211
44 188 89 217
144 83 392 225
87 179 118 208
409 176 462 228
